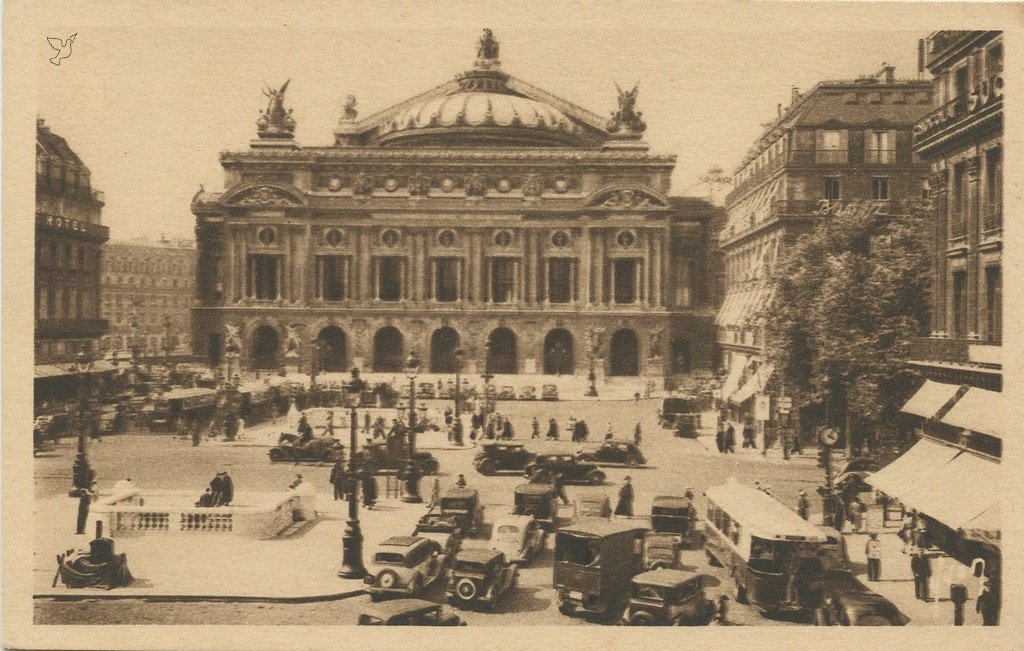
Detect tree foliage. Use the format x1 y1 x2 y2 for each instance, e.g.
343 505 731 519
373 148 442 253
762 200 932 442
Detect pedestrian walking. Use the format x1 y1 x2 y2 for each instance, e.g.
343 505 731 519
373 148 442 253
575 418 590 443
429 477 441 508
615 476 634 517
75 481 99 535
633 422 642 446
850 496 866 533
552 472 569 505
452 418 465 447
911 551 932 601
725 423 736 453
531 416 541 439
547 417 559 441
362 471 378 509
501 417 515 440
567 416 578 442
715 423 725 453
796 490 811 520
329 461 347 501
742 420 756 449
865 533 882 581
605 422 614 441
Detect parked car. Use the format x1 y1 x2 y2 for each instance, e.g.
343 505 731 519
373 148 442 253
643 531 684 571
517 386 537 400
512 482 561 530
446 549 518 611
363 536 449 600
412 512 464 558
815 572 907 626
574 491 612 520
650 496 704 549
659 396 705 436
578 440 647 467
417 383 436 399
490 515 546 565
474 441 537 475
268 436 343 463
554 520 648 620
362 440 440 476
497 386 516 400
622 569 715 626
357 598 466 626
525 454 606 486
434 488 485 537
541 384 559 401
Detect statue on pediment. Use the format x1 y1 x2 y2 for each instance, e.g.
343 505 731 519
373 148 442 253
607 82 647 135
256 79 296 139
477 29 500 61
341 95 358 121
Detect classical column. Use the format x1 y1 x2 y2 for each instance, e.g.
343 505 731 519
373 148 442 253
652 232 662 306
634 257 642 304
282 226 291 302
466 232 476 303
276 255 284 301
239 228 248 300
300 223 311 303
525 232 536 304
593 231 604 305
428 258 436 301
966 157 981 337
359 229 371 301
225 224 235 303
579 225 591 305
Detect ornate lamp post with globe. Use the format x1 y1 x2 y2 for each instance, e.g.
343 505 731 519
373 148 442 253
480 340 495 416
69 349 97 529
400 351 423 503
338 366 368 578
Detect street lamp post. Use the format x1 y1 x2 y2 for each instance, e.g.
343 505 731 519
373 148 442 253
585 327 599 397
453 347 464 446
481 340 494 416
69 350 96 501
401 351 423 503
309 338 321 408
338 367 368 578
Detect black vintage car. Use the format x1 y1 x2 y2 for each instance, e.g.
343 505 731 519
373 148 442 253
578 440 647 467
650 496 704 549
474 441 536 475
814 572 908 626
147 387 219 431
659 396 706 436
622 569 715 626
434 488 484 537
363 441 441 476
525 454 606 486
413 512 464 558
268 435 344 463
512 483 560 530
446 549 518 611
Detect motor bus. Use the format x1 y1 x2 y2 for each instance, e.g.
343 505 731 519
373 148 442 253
704 480 834 615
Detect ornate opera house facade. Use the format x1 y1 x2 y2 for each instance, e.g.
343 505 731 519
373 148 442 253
192 32 721 381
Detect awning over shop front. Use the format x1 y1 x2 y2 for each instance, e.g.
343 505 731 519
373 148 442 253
730 364 774 405
718 355 749 401
939 387 1004 439
867 438 959 501
900 380 963 419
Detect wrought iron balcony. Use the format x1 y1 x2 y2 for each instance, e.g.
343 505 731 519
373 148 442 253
35 318 109 339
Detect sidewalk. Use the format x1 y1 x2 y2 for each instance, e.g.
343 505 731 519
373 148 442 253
35 491 431 601
694 414 818 466
838 506 986 626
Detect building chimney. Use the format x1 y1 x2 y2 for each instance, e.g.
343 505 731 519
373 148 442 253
790 86 800 105
37 117 49 132
877 63 895 83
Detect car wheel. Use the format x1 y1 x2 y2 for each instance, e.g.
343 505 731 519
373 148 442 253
630 611 654 626
650 561 668 570
588 470 606 486
268 449 285 462
478 459 496 475
558 601 575 616
455 578 477 601
377 570 398 591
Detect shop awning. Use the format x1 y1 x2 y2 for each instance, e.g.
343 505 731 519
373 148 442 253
718 355 749 401
900 380 963 419
730 364 774 405
35 364 72 378
939 388 1004 439
867 438 959 500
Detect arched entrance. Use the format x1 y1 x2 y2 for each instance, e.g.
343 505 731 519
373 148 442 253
543 328 574 375
373 326 404 372
671 339 691 374
486 328 518 374
316 325 347 372
609 329 639 376
251 325 280 370
430 327 461 373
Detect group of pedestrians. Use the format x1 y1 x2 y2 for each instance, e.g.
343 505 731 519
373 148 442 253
195 471 234 507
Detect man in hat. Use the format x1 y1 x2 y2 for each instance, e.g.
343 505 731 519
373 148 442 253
329 460 347 501
212 471 234 506
796 490 811 521
547 417 559 441
911 550 932 601
865 533 882 581
531 416 541 440
615 476 634 517
715 421 725 453
455 473 468 489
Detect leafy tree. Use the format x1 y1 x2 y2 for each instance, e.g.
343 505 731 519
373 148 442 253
762 200 931 453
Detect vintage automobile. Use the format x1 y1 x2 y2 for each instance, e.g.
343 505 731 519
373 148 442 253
357 598 466 626
643 531 685 571
363 536 449 601
578 440 647 467
446 549 518 611
541 384 559 401
362 440 441 476
815 572 908 625
622 569 715 626
525 454 606 486
147 387 219 431
238 385 280 425
574 491 612 520
554 520 648 620
651 496 704 549
417 382 436 399
268 436 344 463
33 412 72 450
517 385 537 400
490 515 546 565
433 488 485 537
512 483 561 530
473 441 537 475
659 396 706 436
497 385 516 400
412 512 464 558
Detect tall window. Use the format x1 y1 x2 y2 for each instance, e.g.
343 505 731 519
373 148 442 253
955 66 969 102
316 255 350 301
433 258 461 302
613 259 640 304
490 258 516 303
984 147 1002 231
376 257 404 302
871 177 890 201
951 270 968 338
816 130 848 163
823 177 841 200
248 254 280 300
546 259 574 303
865 131 894 164
951 162 967 238
985 265 1001 343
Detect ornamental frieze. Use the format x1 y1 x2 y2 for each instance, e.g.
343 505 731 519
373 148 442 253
229 185 304 207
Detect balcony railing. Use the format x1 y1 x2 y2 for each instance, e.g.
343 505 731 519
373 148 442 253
914 76 1002 147
864 149 896 164
814 149 849 164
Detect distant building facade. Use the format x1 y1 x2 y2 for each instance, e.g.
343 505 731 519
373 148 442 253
35 118 109 365
716 66 933 424
191 32 721 382
100 237 197 359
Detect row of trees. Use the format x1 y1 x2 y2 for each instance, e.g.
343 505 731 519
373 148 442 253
761 200 932 456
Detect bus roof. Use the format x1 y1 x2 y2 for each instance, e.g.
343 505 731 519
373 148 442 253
557 519 647 538
704 482 828 542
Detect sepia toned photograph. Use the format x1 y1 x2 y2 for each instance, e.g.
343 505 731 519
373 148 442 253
3 2 1020 648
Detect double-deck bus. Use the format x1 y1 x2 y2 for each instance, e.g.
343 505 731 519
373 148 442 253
704 480 835 615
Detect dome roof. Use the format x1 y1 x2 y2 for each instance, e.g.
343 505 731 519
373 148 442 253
377 91 582 147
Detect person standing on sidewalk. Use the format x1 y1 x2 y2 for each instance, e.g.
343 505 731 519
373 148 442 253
725 423 736 453
329 460 346 501
615 476 634 517
849 496 866 533
865 533 882 581
796 491 811 521
531 416 541 439
633 422 642 446
911 551 932 601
